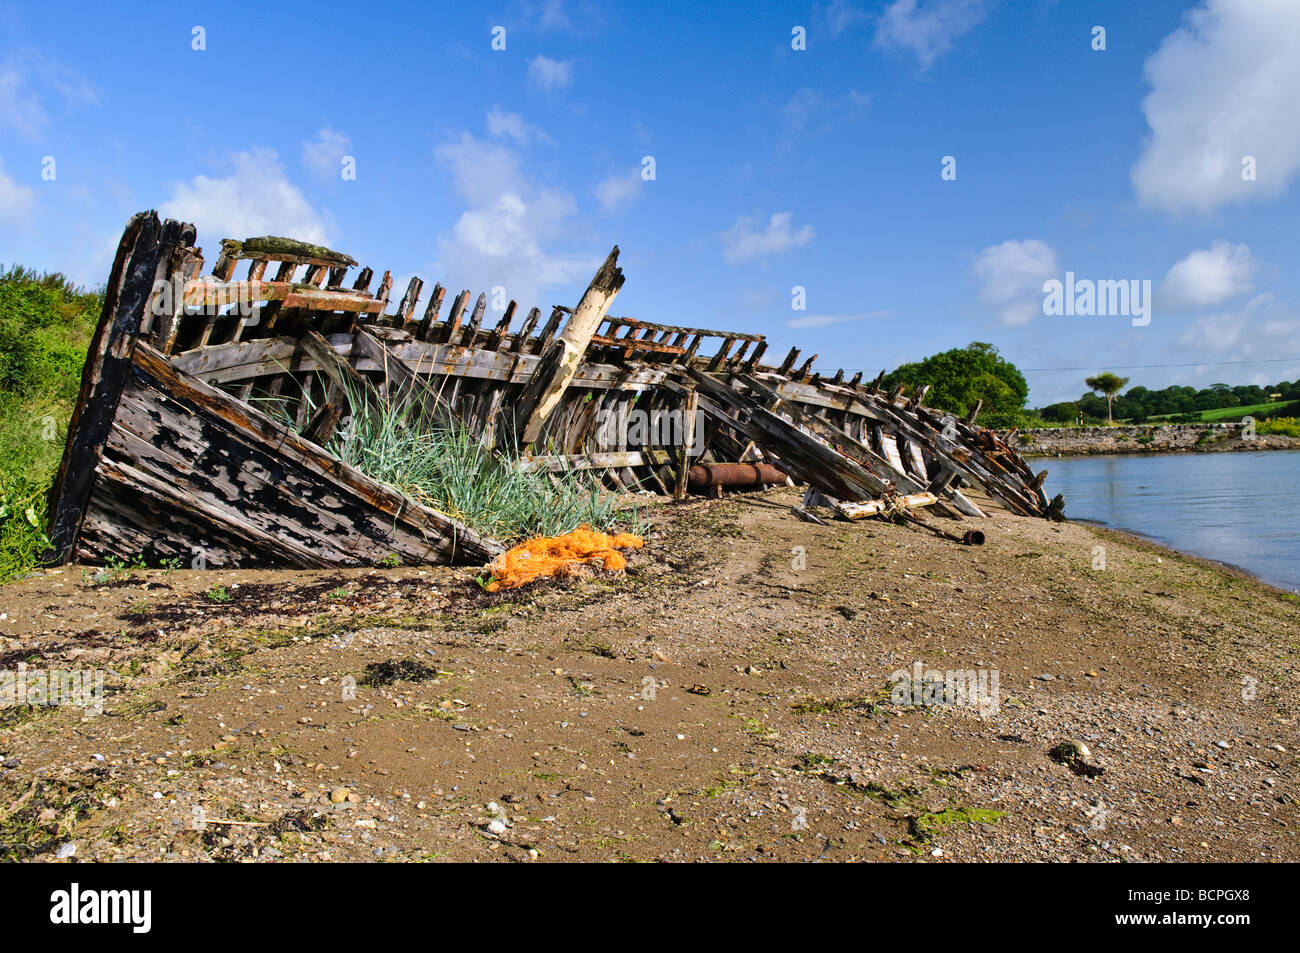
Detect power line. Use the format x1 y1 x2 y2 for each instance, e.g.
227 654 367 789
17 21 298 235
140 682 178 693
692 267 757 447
1020 357 1300 372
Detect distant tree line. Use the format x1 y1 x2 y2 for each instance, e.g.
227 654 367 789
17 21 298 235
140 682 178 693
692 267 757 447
1037 380 1300 424
879 341 1299 429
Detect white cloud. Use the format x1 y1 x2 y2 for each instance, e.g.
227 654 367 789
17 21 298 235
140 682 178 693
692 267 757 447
0 159 37 224
787 311 891 329
1132 0 1300 215
301 127 352 182
972 238 1059 327
1177 295 1300 363
821 0 869 38
594 168 643 213
0 51 97 138
161 148 335 247
1159 240 1255 311
873 0 989 69
721 212 815 264
486 107 550 144
434 130 597 306
527 55 573 92
523 0 607 34
779 87 871 137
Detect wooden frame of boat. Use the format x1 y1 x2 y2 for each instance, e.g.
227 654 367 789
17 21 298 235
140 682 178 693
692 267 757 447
45 212 1060 570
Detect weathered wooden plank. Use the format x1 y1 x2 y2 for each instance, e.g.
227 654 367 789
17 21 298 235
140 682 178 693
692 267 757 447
183 279 384 315
301 400 342 446
516 449 675 473
674 388 699 502
219 236 356 269
736 372 923 494
416 283 446 342
441 290 470 343
486 301 515 351
678 368 887 501
350 328 447 421
504 247 625 449
117 343 503 563
46 213 189 563
510 306 541 352
395 276 424 327
835 492 938 520
299 330 375 403
460 292 487 346
532 306 564 354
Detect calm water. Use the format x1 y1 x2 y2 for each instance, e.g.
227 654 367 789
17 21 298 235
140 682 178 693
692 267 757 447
1043 450 1300 592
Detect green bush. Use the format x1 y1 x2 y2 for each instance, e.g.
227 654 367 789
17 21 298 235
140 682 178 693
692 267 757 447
1258 417 1300 438
0 266 103 582
973 410 1044 430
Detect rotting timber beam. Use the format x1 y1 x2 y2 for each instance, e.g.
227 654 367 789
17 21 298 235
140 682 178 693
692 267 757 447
499 247 625 451
670 367 889 501
46 212 192 564
350 327 448 423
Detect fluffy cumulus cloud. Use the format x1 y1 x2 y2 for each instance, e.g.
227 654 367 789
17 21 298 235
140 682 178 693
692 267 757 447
434 125 597 306
161 148 335 247
527 55 573 92
972 238 1059 327
1132 0 1300 215
1159 240 1255 311
301 127 353 182
0 159 37 224
721 212 815 264
873 0 989 69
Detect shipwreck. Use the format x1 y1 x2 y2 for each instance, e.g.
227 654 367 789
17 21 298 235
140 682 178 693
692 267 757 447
45 212 1061 570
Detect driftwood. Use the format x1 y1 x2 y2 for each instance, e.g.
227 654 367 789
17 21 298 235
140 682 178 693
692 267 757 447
45 211 1061 571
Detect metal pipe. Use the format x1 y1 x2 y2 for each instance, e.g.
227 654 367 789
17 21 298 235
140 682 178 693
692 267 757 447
687 463 788 489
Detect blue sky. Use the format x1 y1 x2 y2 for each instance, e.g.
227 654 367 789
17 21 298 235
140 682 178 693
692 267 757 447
2 0 1298 405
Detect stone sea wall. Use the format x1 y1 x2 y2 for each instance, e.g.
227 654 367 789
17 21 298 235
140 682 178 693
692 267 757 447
1006 423 1300 456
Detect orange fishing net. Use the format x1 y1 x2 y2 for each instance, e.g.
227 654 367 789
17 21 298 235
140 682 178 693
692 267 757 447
483 526 644 592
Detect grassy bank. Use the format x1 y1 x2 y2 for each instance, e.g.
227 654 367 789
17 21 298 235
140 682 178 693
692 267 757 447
0 266 102 583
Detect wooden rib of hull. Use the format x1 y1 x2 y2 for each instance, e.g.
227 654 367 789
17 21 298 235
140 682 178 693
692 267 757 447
48 211 1059 573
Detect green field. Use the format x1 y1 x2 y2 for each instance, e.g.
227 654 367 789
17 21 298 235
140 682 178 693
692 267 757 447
1142 401 1294 424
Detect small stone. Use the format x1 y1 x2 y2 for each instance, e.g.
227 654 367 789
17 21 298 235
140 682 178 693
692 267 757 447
487 819 507 836
330 787 351 804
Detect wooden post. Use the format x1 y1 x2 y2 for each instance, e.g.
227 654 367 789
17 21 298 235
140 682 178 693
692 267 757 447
674 388 698 501
501 246 624 450
46 213 190 563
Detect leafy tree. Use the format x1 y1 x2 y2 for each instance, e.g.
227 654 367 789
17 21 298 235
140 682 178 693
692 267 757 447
882 342 1028 417
1084 372 1129 425
1040 401 1080 424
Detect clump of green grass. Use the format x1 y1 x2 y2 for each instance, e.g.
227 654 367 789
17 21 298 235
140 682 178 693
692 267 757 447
0 266 103 583
275 372 644 546
205 585 231 602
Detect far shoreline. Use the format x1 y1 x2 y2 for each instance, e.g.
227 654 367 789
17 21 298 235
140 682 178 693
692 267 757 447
1008 422 1300 458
